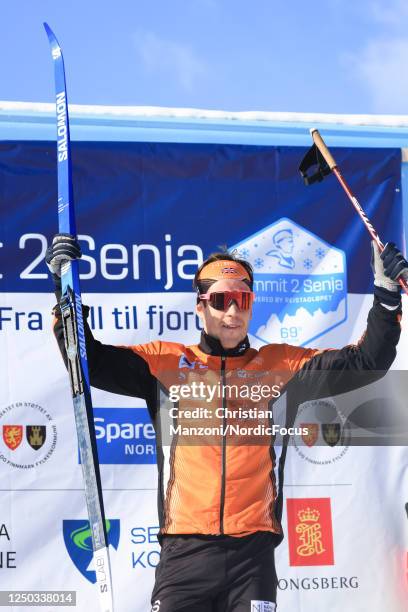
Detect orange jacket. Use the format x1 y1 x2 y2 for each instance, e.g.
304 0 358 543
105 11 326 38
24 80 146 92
53 297 400 538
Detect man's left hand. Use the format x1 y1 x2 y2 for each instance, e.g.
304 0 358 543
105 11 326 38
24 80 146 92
371 241 408 292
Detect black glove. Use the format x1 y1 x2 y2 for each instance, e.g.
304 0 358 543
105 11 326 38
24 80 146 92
46 233 82 291
371 241 407 307
380 242 408 281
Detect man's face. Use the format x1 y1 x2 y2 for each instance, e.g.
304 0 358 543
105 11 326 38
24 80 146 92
196 279 253 349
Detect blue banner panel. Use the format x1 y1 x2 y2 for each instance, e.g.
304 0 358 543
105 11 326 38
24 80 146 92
93 408 156 465
0 141 402 294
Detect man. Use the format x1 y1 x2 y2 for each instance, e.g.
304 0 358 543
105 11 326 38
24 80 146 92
47 235 406 611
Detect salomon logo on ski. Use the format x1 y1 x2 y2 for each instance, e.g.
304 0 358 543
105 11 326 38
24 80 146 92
56 91 68 162
75 293 87 360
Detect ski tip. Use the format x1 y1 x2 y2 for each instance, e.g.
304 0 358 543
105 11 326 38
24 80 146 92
309 127 318 136
43 22 62 57
43 22 58 44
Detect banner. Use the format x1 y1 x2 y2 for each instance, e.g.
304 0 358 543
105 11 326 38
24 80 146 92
1 141 407 611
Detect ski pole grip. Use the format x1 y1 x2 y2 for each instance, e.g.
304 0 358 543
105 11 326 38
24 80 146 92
310 128 337 170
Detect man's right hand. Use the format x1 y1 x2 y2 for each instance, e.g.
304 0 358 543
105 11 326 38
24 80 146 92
46 233 82 287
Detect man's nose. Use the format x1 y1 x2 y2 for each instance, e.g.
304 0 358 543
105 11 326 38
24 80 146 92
225 300 240 313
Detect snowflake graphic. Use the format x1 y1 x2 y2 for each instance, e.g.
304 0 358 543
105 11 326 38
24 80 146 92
315 247 326 260
254 258 264 269
239 248 250 259
303 258 313 270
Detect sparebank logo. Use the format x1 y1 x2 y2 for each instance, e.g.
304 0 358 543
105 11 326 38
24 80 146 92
232 218 347 346
63 520 120 583
90 408 156 464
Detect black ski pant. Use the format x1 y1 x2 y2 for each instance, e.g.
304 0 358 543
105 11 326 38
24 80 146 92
151 531 278 611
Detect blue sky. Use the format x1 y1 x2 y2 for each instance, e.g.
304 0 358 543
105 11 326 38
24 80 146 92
2 0 408 114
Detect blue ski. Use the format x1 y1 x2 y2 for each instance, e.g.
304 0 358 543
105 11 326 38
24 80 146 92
44 22 114 612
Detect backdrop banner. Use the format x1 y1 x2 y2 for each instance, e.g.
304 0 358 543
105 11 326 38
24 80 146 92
1 141 407 611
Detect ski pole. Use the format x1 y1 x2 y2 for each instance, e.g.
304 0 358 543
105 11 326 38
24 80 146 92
299 128 408 296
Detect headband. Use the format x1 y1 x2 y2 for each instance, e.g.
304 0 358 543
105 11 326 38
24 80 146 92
197 260 251 282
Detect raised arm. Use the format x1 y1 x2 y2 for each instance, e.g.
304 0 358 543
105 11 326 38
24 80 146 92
47 234 158 416
285 241 406 399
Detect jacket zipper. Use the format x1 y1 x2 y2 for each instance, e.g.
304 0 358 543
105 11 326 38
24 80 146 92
219 355 227 534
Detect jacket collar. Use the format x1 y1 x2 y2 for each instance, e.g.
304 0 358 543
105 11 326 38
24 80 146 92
198 330 250 357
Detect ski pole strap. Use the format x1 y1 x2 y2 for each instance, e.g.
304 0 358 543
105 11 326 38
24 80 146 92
298 143 332 185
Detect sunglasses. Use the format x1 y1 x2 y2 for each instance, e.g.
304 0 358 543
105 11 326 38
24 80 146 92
199 291 255 311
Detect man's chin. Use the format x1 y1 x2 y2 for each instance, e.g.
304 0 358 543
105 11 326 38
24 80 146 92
220 331 246 349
